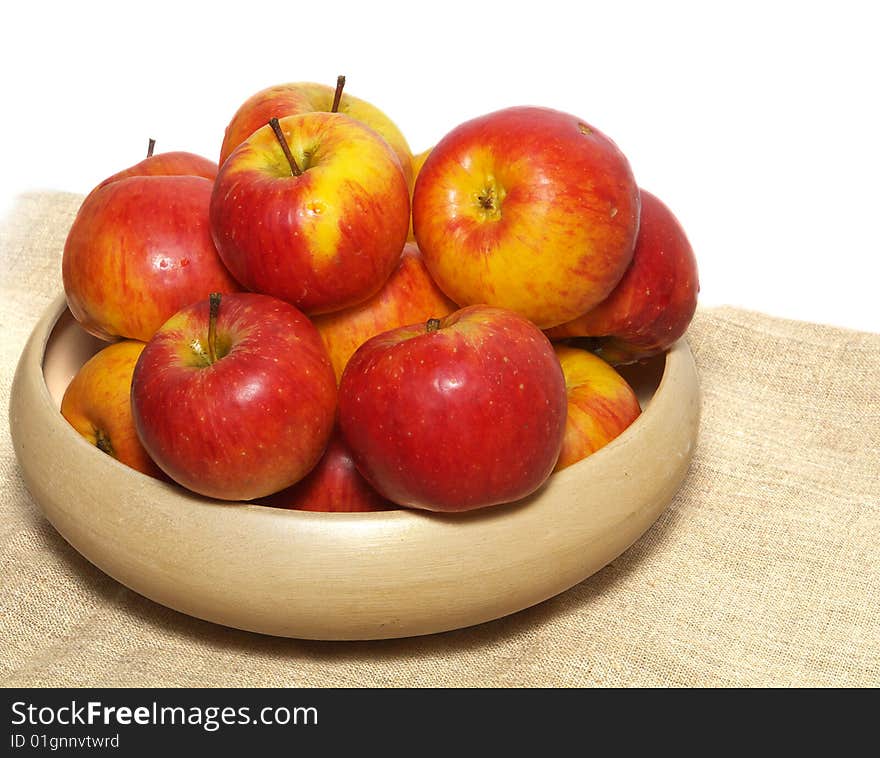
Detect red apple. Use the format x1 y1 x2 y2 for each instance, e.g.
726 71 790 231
412 106 639 328
219 78 413 186
338 305 567 512
258 428 394 512
553 345 641 471
61 340 163 479
311 242 458 382
88 140 218 199
131 292 337 501
210 112 410 315
546 189 699 364
63 173 241 342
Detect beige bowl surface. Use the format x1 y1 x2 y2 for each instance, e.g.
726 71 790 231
10 294 700 640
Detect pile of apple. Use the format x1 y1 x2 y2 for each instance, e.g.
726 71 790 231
59 76 698 514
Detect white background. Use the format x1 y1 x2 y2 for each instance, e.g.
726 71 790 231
2 0 878 332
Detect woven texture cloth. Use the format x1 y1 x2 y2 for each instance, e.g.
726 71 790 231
2 192 878 687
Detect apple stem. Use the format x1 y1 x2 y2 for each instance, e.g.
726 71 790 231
208 292 221 364
331 75 346 113
147 138 156 158
426 318 442 333
268 117 303 176
95 429 115 457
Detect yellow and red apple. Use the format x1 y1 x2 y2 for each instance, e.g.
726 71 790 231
87 143 218 201
61 340 162 478
63 156 241 342
407 147 432 242
553 345 641 471
219 80 413 186
412 106 640 329
312 242 457 382
210 112 410 316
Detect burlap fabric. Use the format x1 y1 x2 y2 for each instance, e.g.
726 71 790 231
1 192 877 687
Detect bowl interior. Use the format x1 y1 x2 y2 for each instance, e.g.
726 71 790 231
43 308 106 410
